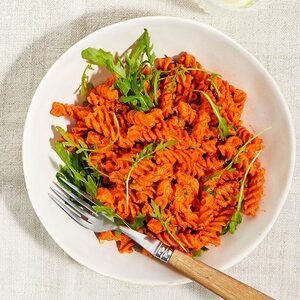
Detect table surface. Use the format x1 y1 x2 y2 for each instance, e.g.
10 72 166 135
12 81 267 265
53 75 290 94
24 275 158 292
0 1 299 299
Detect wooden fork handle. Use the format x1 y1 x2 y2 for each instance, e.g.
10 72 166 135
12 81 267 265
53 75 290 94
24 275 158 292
169 250 273 300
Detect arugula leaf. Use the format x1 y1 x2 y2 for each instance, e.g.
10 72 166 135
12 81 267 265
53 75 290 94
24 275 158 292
203 185 216 196
158 66 188 95
119 76 154 112
208 73 221 98
220 225 230 236
83 154 109 178
55 140 71 165
54 126 108 197
133 244 143 252
84 175 97 198
159 67 220 98
56 126 92 155
54 141 100 197
137 142 154 158
164 216 173 233
233 127 271 163
125 140 176 206
152 69 161 105
189 143 201 151
81 29 156 112
192 247 208 257
197 91 233 141
93 205 130 228
56 126 73 143
56 125 113 179
128 28 155 66
93 205 118 218
150 200 187 252
114 230 122 237
59 121 117 158
143 29 156 65
69 152 81 173
205 127 271 181
80 31 224 113
227 150 262 234
93 205 145 231
160 67 219 78
81 48 126 78
55 141 84 180
130 214 146 230
150 200 163 219
80 64 94 97
205 165 231 181
115 79 131 95
165 80 177 92
155 140 177 151
228 211 242 234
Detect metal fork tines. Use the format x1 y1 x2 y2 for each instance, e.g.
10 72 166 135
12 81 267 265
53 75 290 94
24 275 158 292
48 181 117 232
49 178 163 259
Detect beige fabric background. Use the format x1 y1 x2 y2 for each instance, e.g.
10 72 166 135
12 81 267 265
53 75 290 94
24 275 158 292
0 1 299 299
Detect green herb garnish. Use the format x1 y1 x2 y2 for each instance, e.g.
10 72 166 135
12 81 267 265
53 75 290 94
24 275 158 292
56 126 109 177
227 150 262 234
220 226 230 236
130 213 146 230
203 185 216 196
150 200 187 252
195 91 233 141
56 126 92 154
114 230 122 237
81 48 126 78
125 140 177 207
80 64 94 97
133 244 143 252
55 140 100 197
93 205 146 232
92 205 130 228
152 69 161 105
208 73 221 98
82 29 156 112
159 67 219 81
205 127 271 181
192 247 208 257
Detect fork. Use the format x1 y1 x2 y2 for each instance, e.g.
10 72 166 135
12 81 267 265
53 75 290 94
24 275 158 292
49 178 273 300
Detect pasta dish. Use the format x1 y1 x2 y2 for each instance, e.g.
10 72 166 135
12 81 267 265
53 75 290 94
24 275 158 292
50 29 266 257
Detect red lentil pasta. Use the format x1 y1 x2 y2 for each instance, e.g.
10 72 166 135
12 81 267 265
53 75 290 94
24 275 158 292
51 30 266 257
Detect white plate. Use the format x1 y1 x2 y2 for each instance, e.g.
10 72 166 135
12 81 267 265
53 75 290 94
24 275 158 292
23 16 296 285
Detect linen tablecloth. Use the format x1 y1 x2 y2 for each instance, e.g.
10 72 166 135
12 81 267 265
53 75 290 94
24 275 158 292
0 1 299 299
